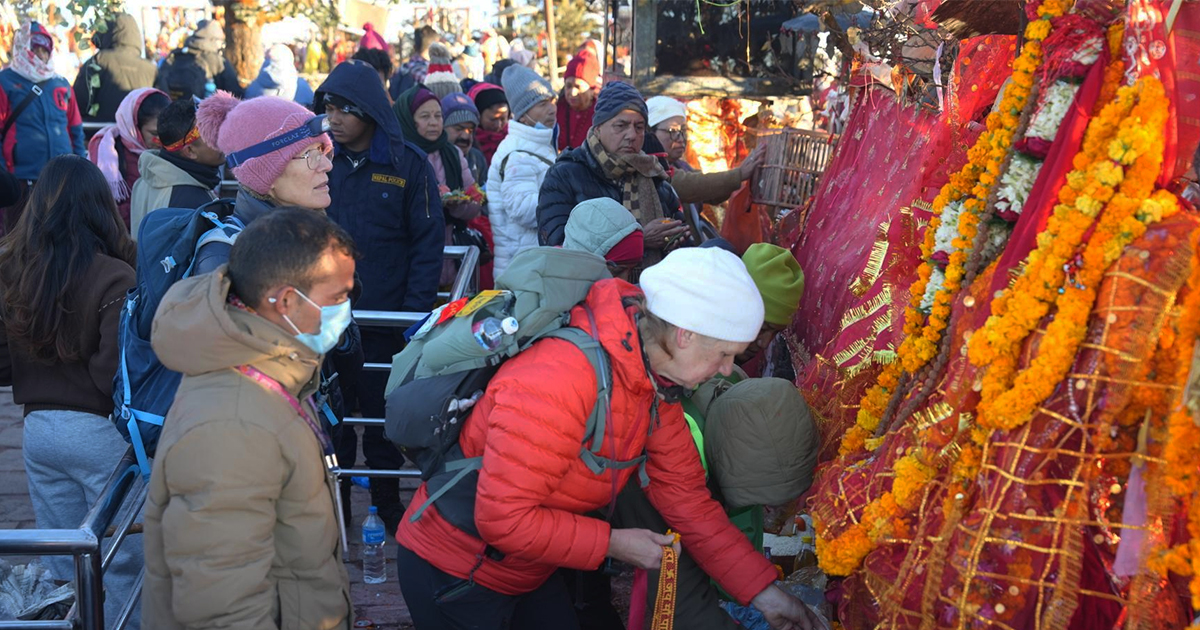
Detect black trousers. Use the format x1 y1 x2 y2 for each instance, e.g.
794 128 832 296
398 544 581 630
350 328 408 532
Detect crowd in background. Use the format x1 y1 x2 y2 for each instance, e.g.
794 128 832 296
0 12 824 630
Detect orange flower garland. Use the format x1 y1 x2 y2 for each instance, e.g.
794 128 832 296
1144 232 1200 608
820 0 1069 577
968 77 1174 431
836 0 1066 459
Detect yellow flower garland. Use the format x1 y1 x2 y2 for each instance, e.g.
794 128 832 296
968 77 1174 431
836 2 1066 460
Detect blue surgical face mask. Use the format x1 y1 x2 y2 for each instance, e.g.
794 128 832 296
280 288 352 354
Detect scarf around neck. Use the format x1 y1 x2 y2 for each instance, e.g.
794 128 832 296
87 87 167 202
585 129 667 228
394 87 465 190
475 126 507 164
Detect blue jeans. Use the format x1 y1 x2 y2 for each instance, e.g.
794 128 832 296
23 409 143 629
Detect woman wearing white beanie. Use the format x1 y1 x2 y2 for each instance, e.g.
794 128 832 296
644 95 765 212
396 246 819 630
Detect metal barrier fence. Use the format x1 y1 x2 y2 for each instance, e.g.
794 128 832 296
0 448 145 630
337 244 480 481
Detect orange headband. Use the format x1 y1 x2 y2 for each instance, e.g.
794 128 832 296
164 126 201 153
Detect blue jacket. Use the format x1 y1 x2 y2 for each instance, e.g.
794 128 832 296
0 69 87 180
315 61 445 314
243 74 315 107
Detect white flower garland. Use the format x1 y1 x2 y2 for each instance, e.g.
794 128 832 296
995 153 1044 216
1026 80 1079 143
933 200 965 258
919 266 946 313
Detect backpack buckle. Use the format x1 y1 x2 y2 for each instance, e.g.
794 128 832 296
31 85 42 96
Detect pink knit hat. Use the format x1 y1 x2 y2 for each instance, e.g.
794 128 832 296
196 92 333 196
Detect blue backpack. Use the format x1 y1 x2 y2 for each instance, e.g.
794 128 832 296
113 199 242 475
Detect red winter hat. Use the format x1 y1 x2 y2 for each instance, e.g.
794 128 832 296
564 49 601 89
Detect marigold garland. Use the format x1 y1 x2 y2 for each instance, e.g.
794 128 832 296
821 0 1070 576
835 1 1066 460
1143 232 1200 610
968 77 1174 431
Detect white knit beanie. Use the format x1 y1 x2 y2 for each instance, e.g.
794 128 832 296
640 248 765 343
646 96 688 128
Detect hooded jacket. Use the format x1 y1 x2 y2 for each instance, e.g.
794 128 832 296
154 20 244 100
73 13 157 122
143 267 352 630
129 149 220 237
314 61 445 314
536 144 682 246
487 120 557 280
397 280 778 605
0 69 86 180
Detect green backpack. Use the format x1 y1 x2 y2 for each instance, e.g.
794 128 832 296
383 247 648 537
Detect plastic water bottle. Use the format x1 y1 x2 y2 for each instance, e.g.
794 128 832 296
472 317 519 351
362 506 387 584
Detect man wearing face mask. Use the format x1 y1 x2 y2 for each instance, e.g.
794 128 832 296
536 81 685 277
143 208 356 630
488 64 559 280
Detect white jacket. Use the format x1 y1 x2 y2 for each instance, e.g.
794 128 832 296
487 121 557 280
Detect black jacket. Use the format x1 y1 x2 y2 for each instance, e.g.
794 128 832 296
154 50 243 100
73 13 157 122
315 61 445 314
536 144 682 246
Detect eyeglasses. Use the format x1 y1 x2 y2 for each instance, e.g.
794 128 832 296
226 115 331 169
658 126 687 141
294 147 331 171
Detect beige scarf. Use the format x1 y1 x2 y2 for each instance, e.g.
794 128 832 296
586 130 669 226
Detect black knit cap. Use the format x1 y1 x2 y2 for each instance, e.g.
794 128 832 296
472 84 508 114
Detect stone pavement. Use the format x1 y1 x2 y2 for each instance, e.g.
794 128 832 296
0 387 417 628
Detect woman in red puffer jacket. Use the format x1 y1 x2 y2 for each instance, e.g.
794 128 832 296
397 247 821 630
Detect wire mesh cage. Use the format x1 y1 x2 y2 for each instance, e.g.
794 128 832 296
751 128 838 209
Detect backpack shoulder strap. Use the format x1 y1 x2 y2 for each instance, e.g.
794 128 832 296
543 326 611 453
182 211 241 277
0 78 51 142
499 149 555 182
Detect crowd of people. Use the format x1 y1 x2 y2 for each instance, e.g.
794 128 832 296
0 14 820 630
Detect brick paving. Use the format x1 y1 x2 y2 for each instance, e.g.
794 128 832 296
0 387 416 628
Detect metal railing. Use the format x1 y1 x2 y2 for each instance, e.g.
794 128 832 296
0 448 146 630
338 244 480 481
0 247 478 627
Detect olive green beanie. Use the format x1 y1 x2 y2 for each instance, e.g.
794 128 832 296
741 243 804 327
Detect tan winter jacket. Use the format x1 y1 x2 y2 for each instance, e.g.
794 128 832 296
142 267 351 630
670 166 743 206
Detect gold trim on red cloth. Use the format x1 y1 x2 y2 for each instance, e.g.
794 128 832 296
651 535 680 630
